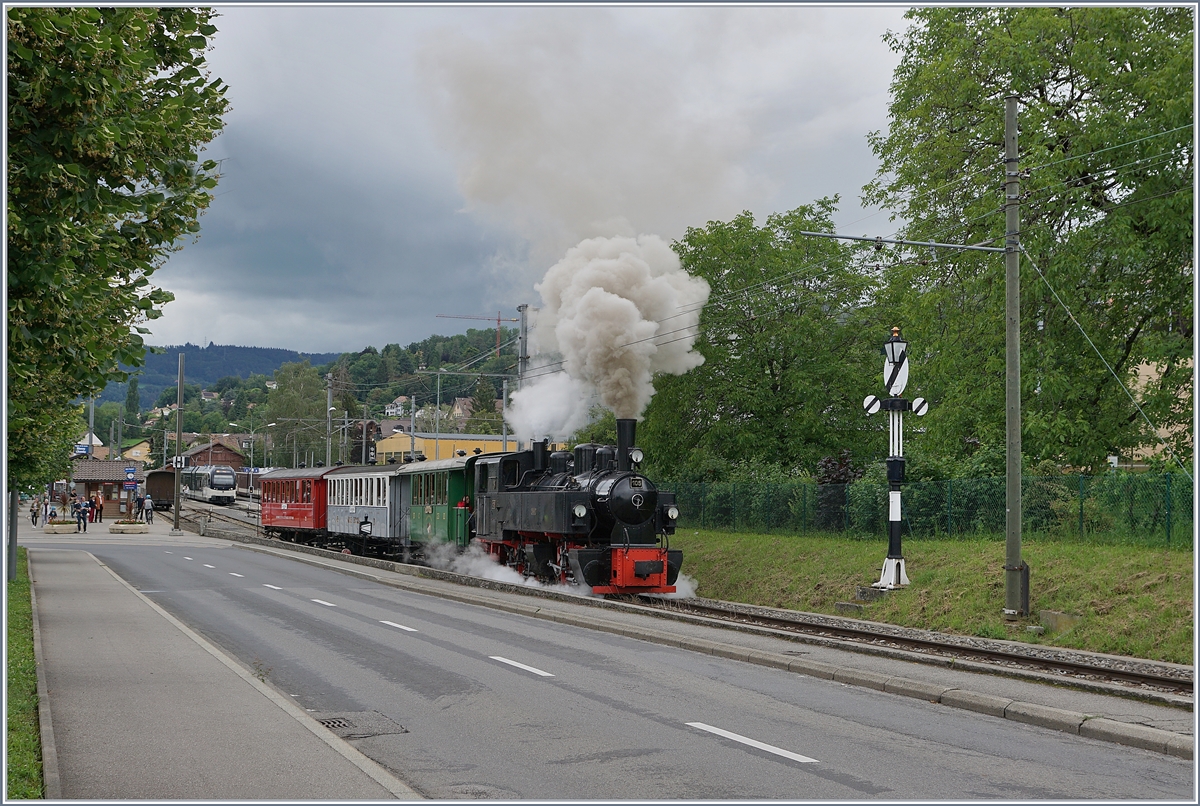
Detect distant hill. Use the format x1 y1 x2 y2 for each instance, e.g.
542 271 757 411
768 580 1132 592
99 343 344 409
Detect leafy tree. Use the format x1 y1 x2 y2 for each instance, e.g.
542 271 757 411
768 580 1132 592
125 378 140 420
7 7 228 489
465 377 501 434
264 361 328 467
570 407 617 447
154 383 200 409
642 200 881 478
862 7 1193 471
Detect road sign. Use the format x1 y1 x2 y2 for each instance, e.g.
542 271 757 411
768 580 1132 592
74 444 89 455
884 350 908 396
863 395 881 415
912 397 929 416
123 481 138 490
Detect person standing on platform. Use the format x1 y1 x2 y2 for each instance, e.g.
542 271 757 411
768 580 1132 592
144 496 154 524
74 499 87 532
95 494 104 522
135 493 144 521
30 499 39 526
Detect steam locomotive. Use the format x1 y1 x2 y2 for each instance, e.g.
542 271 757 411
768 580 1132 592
259 418 682 595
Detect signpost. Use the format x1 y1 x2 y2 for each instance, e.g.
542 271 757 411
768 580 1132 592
863 327 928 590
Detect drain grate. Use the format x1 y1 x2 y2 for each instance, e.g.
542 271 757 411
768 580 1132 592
311 710 408 739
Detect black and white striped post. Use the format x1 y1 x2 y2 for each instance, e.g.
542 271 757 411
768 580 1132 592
864 327 928 590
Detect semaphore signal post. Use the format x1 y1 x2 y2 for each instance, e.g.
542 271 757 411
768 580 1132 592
864 326 927 589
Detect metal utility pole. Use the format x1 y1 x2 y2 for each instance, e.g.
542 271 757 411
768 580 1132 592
435 371 443 461
502 379 509 452
409 396 416 462
116 409 124 461
1004 94 1028 617
87 397 95 456
325 373 333 467
517 303 529 389
362 403 369 465
171 353 184 534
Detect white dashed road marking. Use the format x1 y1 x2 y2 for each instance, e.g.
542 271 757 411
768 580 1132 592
380 620 419 632
311 599 337 607
184 557 193 561
203 564 215 568
263 584 282 590
229 573 244 577
686 722 818 764
489 656 554 677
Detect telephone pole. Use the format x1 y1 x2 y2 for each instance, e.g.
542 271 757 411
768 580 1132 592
1004 94 1028 618
325 373 333 468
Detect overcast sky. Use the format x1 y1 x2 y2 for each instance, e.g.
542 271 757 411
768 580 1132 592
150 3 911 354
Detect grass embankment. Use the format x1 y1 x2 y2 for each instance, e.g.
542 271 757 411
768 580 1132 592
7 547 44 798
674 530 1194 665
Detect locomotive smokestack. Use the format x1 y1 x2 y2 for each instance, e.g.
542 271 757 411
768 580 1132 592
616 419 636 472
533 438 549 472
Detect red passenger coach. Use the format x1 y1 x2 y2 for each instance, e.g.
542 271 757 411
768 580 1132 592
259 467 338 539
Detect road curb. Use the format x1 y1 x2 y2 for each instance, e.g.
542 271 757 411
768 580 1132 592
232 541 1194 760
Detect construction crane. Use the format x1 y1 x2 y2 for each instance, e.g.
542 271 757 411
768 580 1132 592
436 311 520 357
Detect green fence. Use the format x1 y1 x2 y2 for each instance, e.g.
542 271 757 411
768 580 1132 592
669 473 1193 546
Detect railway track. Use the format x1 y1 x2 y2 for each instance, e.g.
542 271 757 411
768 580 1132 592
166 508 1193 703
633 596 1193 701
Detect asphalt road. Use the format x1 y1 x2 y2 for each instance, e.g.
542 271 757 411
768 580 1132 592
27 534 1195 800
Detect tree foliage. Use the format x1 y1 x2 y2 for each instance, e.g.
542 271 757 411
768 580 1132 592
641 200 882 479
862 7 1193 471
7 7 229 487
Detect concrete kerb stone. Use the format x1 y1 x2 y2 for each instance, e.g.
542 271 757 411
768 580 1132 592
229 540 1193 759
884 677 956 702
940 688 1014 718
1003 700 1087 733
832 667 891 691
788 658 839 680
1166 733 1195 760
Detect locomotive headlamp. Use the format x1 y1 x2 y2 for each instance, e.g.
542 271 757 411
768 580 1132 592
629 448 644 464
573 503 588 518
667 506 679 521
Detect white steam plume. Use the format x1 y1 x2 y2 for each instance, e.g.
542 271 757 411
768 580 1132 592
506 234 709 438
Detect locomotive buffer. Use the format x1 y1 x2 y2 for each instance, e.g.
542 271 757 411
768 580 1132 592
863 327 928 590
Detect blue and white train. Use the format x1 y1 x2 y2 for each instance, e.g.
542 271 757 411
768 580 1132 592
180 465 238 505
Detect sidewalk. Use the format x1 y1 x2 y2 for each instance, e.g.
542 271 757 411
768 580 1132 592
23 515 420 800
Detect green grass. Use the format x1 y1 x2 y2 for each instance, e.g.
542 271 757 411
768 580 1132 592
7 547 44 799
673 530 1194 665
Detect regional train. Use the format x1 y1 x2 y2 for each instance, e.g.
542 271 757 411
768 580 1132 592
180 465 238 505
258 419 682 595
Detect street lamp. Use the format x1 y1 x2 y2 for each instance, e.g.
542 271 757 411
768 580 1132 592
229 416 269 469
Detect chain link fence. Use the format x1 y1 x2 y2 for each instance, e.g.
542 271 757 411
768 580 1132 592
668 473 1193 547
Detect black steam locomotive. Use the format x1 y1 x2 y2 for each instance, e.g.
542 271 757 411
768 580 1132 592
473 418 682 594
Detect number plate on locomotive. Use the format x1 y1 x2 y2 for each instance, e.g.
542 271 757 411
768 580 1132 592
630 478 643 488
